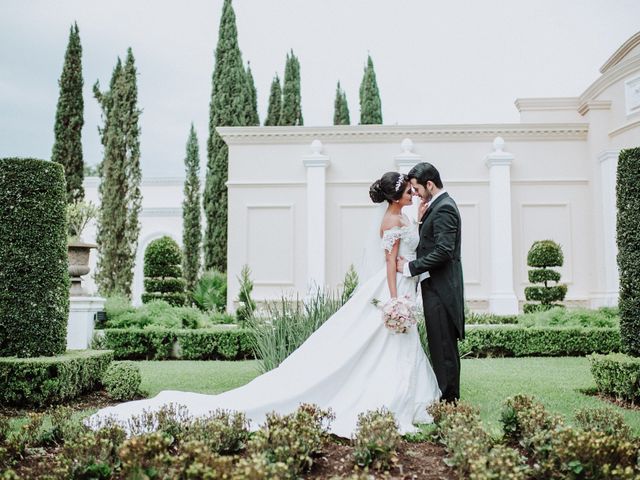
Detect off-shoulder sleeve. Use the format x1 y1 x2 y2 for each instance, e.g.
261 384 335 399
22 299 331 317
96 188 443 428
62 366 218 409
381 227 403 254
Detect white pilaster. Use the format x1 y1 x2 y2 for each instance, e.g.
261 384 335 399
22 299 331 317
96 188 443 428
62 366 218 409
592 150 620 307
485 137 519 314
67 296 105 350
303 140 330 291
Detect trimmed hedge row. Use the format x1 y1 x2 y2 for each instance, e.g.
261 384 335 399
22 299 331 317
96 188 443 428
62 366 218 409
0 158 70 357
99 328 254 360
590 353 640 402
0 350 113 406
461 326 621 357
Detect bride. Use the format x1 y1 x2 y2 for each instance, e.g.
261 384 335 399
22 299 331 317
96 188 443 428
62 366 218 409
89 172 440 437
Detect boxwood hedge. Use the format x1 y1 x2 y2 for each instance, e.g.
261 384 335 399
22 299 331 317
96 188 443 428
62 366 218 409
0 158 70 357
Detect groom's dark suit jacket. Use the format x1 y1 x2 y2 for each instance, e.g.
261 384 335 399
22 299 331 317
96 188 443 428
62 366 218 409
408 192 465 339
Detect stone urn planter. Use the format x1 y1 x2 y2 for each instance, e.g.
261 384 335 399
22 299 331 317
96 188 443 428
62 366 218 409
67 241 97 296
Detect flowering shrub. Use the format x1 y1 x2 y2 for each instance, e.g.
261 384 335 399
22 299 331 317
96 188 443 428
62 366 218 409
574 406 633 441
352 408 401 470
178 409 250 454
248 403 334 477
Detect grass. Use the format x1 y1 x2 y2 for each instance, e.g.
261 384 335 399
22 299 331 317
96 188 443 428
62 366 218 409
5 357 639 437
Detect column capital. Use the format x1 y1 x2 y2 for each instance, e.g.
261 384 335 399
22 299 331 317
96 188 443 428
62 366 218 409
485 136 514 168
303 139 330 168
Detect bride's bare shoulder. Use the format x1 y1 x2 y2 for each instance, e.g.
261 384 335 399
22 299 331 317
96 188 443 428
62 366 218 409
380 214 403 235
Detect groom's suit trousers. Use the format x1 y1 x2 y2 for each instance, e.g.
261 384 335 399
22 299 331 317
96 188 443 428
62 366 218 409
421 281 460 402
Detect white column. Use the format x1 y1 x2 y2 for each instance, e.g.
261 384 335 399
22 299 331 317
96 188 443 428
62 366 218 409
67 296 105 350
394 138 423 219
303 140 330 291
485 137 519 314
592 150 620 307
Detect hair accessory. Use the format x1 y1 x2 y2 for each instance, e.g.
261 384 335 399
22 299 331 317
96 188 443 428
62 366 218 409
394 174 404 192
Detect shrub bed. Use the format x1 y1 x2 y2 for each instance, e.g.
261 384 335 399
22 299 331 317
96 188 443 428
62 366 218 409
460 326 621 357
0 158 69 357
100 328 254 360
0 350 113 407
589 353 640 403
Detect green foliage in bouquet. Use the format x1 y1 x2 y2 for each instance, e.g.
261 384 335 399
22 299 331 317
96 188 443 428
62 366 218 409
523 240 567 313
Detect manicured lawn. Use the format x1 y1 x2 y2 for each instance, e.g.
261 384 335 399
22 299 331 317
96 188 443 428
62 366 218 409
136 357 639 435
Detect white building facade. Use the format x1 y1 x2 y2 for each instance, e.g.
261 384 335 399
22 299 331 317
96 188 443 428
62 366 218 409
83 32 640 313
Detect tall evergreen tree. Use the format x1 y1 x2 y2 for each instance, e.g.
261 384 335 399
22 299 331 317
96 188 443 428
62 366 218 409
333 81 350 125
93 49 142 298
359 54 383 124
244 63 259 126
280 50 303 126
264 74 282 126
182 124 202 295
204 0 248 272
52 22 85 203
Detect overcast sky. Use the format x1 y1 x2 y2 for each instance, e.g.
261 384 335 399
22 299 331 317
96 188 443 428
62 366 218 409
1 1 639 176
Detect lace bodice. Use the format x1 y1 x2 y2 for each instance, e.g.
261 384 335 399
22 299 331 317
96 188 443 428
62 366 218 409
381 221 419 260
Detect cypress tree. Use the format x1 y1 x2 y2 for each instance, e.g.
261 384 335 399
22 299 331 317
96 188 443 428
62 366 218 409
93 49 142 298
204 0 248 272
280 50 303 126
359 54 383 124
264 74 282 126
333 81 350 125
52 22 85 203
182 124 202 295
244 63 259 126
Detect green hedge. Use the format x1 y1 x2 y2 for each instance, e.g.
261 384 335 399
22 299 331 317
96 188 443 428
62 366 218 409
590 353 640 402
100 328 254 360
616 147 640 356
0 158 70 357
461 326 621 357
143 236 186 306
0 350 113 406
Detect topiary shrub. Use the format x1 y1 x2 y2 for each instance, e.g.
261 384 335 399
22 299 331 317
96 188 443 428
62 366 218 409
0 158 70 357
523 240 567 313
142 236 186 306
616 147 640 356
102 361 142 400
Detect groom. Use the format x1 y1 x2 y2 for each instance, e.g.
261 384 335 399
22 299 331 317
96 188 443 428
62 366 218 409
397 162 464 402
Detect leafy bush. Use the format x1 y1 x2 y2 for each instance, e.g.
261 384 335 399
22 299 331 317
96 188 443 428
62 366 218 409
589 353 640 402
101 327 254 360
178 410 250 454
102 361 142 400
0 158 69 357
574 407 633 441
524 240 567 313
352 408 400 470
192 269 227 313
104 300 210 330
517 306 619 329
460 326 620 357
104 294 135 319
236 264 256 324
117 432 173 479
142 236 187 306
617 147 640 356
248 404 334 478
247 289 343 373
0 350 113 406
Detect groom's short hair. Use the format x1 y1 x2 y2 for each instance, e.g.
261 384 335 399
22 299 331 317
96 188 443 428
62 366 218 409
408 162 443 189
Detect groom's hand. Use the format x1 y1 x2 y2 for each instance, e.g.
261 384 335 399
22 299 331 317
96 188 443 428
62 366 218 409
396 256 406 273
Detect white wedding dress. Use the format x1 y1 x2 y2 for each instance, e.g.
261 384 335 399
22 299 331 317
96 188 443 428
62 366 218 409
88 221 441 437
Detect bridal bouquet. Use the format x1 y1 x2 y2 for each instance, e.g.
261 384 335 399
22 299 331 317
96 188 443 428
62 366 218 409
372 296 417 334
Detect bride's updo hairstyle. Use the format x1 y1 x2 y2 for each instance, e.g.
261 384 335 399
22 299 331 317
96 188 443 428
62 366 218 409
369 172 409 204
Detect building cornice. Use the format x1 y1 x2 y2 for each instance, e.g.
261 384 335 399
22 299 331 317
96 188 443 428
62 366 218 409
608 119 640 138
577 100 612 116
579 54 640 106
514 97 580 112
217 123 589 145
600 31 640 73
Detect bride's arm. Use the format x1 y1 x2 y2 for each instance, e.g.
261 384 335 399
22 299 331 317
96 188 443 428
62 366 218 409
385 239 400 298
